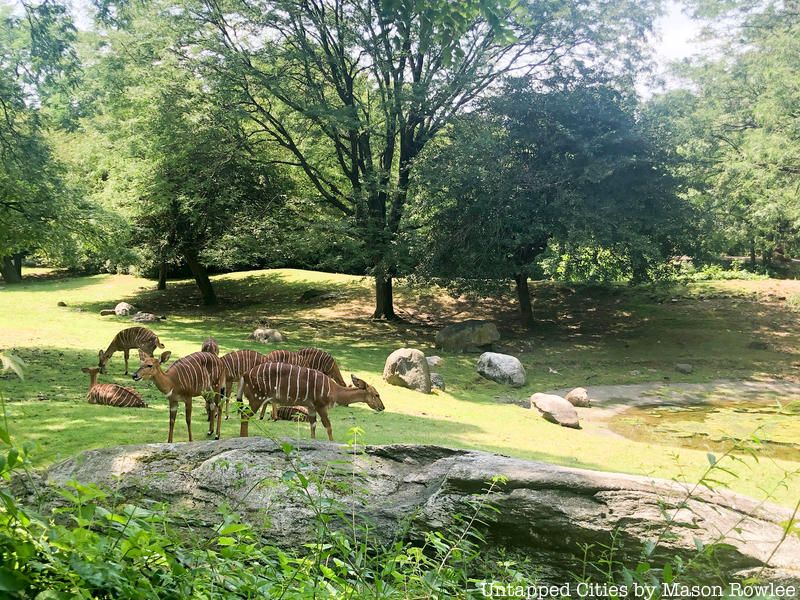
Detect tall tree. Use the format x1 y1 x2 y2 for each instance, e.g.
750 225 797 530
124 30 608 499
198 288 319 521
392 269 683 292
411 81 688 326
176 0 661 318
0 0 79 282
657 0 800 267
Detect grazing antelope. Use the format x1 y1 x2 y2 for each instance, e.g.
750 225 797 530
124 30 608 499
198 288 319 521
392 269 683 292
99 326 164 375
201 337 219 355
81 367 147 408
237 363 384 440
220 349 271 419
265 348 346 386
258 347 347 420
132 350 226 442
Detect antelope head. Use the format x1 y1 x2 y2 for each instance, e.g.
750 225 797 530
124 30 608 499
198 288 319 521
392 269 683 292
98 350 108 373
132 350 171 381
351 375 385 412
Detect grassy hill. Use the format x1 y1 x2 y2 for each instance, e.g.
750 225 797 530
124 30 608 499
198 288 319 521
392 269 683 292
1 268 799 505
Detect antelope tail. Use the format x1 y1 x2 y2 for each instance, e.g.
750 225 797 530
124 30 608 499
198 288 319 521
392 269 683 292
157 337 165 349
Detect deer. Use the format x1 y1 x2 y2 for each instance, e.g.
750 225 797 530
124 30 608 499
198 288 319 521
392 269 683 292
99 326 164 375
220 349 271 419
201 337 219 355
258 347 347 419
265 348 346 386
237 362 384 441
81 367 147 408
132 350 226 442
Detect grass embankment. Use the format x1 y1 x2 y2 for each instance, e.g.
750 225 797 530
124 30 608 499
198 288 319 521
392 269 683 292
1 269 799 505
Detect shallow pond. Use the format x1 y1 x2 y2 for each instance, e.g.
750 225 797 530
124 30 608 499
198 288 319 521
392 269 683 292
609 397 800 461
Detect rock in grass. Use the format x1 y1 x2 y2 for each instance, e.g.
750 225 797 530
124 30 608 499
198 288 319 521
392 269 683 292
131 312 161 323
426 356 443 367
435 320 500 353
476 352 526 387
531 393 581 429
383 348 431 394
565 387 591 407
114 302 135 316
57 301 67 307
430 372 445 391
675 363 693 374
251 328 287 343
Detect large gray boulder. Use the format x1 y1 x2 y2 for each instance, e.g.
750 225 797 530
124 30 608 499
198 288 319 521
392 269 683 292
435 320 500 353
26 439 800 584
531 393 581 429
477 352 526 387
383 348 431 393
114 302 135 316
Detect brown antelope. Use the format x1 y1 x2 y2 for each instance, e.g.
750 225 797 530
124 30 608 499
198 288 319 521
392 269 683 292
81 367 147 408
132 350 226 442
275 405 310 422
99 327 164 375
220 349 270 419
258 347 347 419
201 337 219 355
237 363 384 440
265 348 346 386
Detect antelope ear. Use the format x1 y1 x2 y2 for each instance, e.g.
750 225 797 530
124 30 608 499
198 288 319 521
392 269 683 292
351 375 366 389
159 351 172 364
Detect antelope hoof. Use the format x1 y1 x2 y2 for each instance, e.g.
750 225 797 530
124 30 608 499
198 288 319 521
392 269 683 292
215 435 220 440
206 431 213 437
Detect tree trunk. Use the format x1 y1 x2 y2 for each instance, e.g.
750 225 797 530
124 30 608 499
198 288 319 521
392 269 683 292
750 239 757 270
514 273 534 329
184 253 217 306
1 256 22 283
373 273 396 320
157 262 167 290
12 252 23 278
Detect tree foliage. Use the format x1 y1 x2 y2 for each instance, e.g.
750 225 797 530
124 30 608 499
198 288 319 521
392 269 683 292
411 79 688 325
657 0 800 268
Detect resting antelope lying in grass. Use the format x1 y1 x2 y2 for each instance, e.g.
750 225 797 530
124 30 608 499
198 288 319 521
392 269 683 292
237 363 384 440
81 367 147 408
133 350 226 442
99 326 164 374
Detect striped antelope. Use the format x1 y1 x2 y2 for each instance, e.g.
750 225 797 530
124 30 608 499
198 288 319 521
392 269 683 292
99 326 164 375
237 363 384 440
201 337 219 355
275 405 310 422
132 350 226 442
258 347 347 420
81 367 147 408
265 348 346 386
220 349 270 419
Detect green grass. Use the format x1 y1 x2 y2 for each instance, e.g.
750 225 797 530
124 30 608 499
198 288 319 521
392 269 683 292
1 268 799 505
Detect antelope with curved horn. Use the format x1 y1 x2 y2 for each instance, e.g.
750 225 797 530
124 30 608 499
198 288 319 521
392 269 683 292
132 350 226 442
81 367 147 408
237 363 384 441
99 326 164 375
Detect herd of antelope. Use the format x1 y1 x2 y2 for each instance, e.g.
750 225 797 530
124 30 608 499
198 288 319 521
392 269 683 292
83 326 385 443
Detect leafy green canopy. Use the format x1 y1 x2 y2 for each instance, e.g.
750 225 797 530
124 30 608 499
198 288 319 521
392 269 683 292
656 0 800 267
118 0 664 316
0 0 79 263
410 80 689 292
